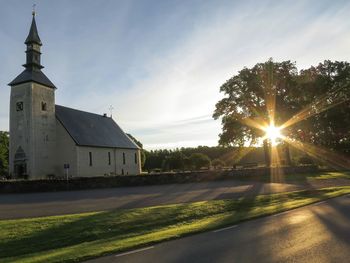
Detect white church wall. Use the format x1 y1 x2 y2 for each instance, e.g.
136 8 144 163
77 146 116 177
114 148 141 175
76 146 141 177
55 120 77 178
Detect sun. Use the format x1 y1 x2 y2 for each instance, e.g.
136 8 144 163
264 125 282 145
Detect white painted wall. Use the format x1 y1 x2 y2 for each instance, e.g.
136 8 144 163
77 146 141 177
55 120 77 177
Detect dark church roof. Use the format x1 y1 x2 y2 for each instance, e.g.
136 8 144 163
8 69 56 89
55 105 139 149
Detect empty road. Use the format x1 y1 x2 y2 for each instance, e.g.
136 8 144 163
87 194 350 263
1 179 348 219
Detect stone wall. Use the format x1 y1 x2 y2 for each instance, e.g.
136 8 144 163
0 165 318 194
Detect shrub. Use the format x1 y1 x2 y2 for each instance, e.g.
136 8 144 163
212 159 226 169
298 156 314 165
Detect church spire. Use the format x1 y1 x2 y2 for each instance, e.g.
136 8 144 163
8 10 56 89
25 10 42 46
23 11 43 70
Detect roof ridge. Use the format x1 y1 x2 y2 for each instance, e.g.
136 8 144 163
55 105 110 118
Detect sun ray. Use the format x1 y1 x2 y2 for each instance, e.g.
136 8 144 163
270 145 285 183
283 136 350 170
240 117 268 132
219 147 256 166
280 84 350 130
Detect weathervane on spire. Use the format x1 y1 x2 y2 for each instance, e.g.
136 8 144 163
109 105 114 118
32 4 36 16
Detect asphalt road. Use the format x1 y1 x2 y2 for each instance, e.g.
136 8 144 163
87 194 350 263
0 179 347 219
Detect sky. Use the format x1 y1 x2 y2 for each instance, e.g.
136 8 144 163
1 0 350 150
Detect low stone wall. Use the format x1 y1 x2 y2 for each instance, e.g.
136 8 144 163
0 165 318 194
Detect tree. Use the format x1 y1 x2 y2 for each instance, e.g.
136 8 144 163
0 131 9 178
294 61 350 150
189 153 211 170
162 151 187 171
213 60 350 166
144 149 171 171
212 159 226 169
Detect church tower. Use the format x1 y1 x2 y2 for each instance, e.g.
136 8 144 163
8 12 57 179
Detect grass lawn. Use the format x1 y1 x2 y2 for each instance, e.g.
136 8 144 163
235 170 350 183
311 171 350 180
1 186 350 263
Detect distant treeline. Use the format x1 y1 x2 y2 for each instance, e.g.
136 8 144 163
142 145 310 172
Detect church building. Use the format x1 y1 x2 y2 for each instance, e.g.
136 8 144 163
8 13 141 179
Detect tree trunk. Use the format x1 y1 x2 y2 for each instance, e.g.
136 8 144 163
263 139 271 167
284 143 292 166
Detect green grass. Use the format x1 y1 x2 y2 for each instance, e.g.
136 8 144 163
1 186 350 263
236 171 350 183
311 171 350 180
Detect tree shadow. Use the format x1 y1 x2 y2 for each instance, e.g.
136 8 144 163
310 196 350 245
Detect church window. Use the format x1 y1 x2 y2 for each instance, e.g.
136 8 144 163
123 152 126 165
135 153 137 164
108 152 111 165
122 169 124 175
89 152 93 166
16 102 23 111
41 102 47 111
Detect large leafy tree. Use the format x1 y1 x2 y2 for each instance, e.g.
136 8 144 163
213 60 298 145
213 60 350 165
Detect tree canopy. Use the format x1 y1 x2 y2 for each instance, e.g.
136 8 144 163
213 60 350 154
189 153 211 170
